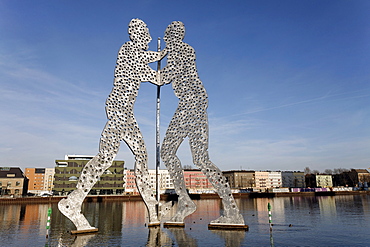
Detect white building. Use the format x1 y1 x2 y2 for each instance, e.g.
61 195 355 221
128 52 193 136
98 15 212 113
124 169 174 194
254 171 269 191
254 171 282 191
316 174 333 188
268 171 282 188
43 168 55 193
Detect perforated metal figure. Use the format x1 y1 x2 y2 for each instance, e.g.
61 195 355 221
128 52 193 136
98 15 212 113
58 19 165 231
161 21 245 226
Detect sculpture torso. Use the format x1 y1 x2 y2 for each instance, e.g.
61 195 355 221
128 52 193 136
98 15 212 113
165 42 208 113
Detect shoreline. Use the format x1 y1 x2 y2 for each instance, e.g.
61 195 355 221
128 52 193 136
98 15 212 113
0 190 368 205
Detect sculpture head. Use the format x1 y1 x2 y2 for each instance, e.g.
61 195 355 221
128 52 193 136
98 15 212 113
163 21 185 44
128 18 151 50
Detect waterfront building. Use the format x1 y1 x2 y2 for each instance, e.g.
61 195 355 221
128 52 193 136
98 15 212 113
0 167 28 196
124 169 174 194
183 169 214 193
222 170 255 189
54 155 124 195
332 171 352 187
25 168 55 195
123 169 213 194
150 169 175 193
306 174 333 188
268 171 282 188
123 169 137 194
254 171 282 191
332 169 370 187
316 174 333 188
254 171 269 191
349 169 370 187
281 171 305 188
44 168 55 193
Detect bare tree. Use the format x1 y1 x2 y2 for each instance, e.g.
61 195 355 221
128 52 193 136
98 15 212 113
183 164 193 170
312 170 320 174
333 168 349 174
324 169 333 174
304 167 311 174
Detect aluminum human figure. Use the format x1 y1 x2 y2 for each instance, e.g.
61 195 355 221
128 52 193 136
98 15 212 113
58 18 165 231
161 21 245 226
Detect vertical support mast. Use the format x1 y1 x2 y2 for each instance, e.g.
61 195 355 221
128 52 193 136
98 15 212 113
156 38 161 204
268 202 272 231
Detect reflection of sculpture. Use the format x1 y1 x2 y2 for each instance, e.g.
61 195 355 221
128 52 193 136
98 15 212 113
146 226 172 246
166 228 198 247
58 18 165 232
210 230 246 246
161 21 245 226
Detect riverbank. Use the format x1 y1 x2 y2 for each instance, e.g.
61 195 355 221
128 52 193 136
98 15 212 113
0 190 368 204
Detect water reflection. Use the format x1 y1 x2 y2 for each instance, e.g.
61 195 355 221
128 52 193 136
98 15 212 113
165 227 197 247
210 229 246 247
0 195 369 246
146 226 172 246
70 233 95 247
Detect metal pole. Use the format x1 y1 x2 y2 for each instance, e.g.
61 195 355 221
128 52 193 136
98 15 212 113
46 207 52 238
268 202 272 231
156 38 161 205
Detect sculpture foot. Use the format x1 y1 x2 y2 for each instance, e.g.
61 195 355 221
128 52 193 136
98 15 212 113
58 197 94 231
159 201 173 218
166 199 196 223
146 200 160 225
210 213 245 225
148 221 161 227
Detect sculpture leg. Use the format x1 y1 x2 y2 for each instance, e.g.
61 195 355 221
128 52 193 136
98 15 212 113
167 154 196 223
161 131 196 224
190 135 244 225
123 122 159 225
201 163 244 225
134 149 160 225
58 154 115 231
58 121 119 231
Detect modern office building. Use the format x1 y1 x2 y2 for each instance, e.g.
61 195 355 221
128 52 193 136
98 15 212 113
54 155 125 195
0 167 28 196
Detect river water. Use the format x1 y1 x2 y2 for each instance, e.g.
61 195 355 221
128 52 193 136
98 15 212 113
0 195 369 246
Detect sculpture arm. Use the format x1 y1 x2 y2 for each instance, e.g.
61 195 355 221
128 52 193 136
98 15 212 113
160 65 173 85
146 49 167 63
140 67 164 86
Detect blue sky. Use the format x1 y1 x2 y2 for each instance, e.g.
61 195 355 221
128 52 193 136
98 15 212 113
0 0 369 172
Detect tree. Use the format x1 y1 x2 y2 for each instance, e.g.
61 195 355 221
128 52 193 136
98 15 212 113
183 165 193 169
324 169 333 174
304 167 311 175
312 170 320 174
333 168 349 174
